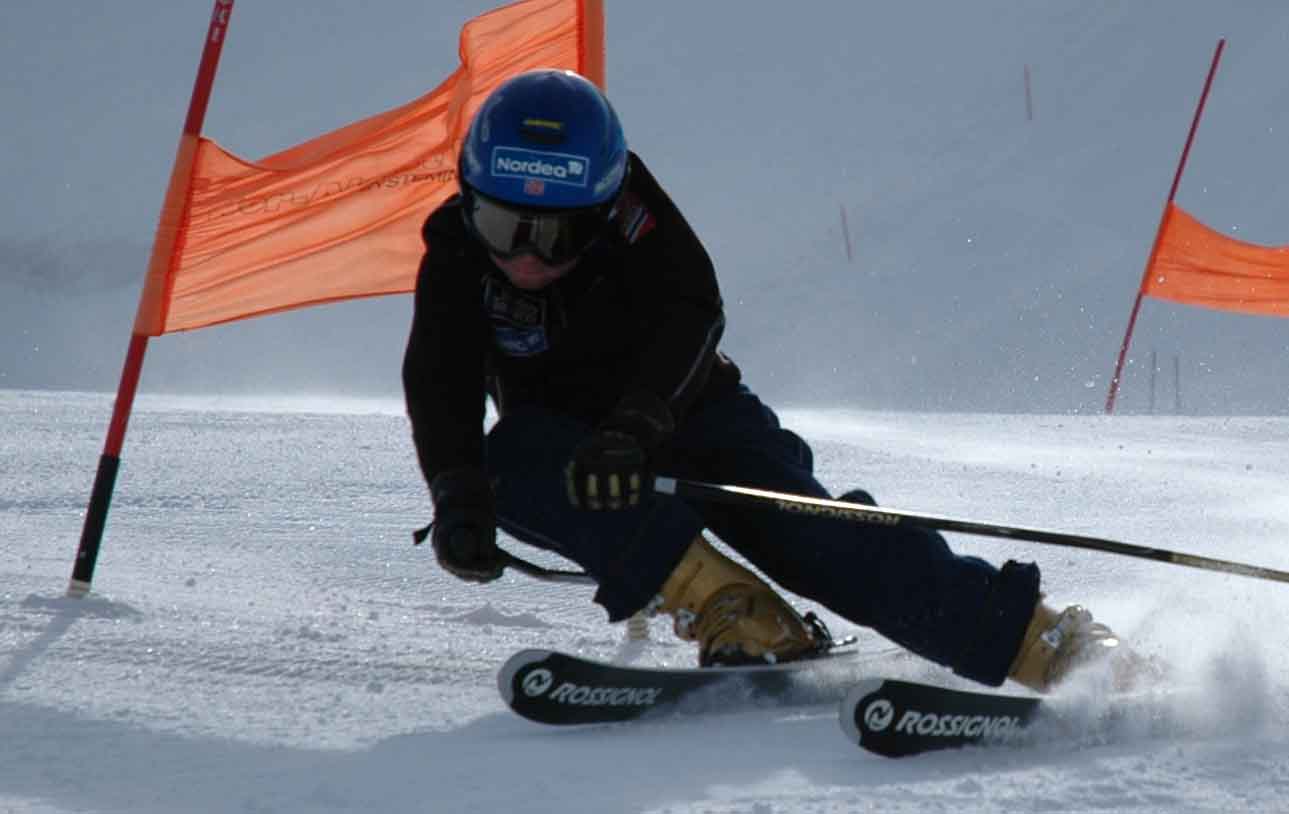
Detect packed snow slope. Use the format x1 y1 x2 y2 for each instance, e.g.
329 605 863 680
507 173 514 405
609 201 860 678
4 2 1289 412
5 390 1289 813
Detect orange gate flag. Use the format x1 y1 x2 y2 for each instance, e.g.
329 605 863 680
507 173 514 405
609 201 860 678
1143 202 1289 317
134 0 604 336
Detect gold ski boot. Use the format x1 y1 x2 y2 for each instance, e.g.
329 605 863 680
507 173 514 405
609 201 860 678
1009 602 1133 692
657 536 824 666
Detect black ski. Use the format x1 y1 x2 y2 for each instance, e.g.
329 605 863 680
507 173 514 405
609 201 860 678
840 678 1043 757
498 642 865 725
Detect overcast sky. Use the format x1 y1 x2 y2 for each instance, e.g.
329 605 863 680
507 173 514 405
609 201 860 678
4 2 1289 413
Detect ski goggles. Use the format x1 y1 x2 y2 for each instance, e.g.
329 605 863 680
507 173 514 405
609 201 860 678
462 188 613 265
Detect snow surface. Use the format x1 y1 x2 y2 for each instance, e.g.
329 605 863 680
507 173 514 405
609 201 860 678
5 389 1289 812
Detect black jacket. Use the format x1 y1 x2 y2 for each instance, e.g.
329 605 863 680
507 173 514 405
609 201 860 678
402 153 741 484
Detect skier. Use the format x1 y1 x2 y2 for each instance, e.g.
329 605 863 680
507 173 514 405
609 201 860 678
403 69 1123 692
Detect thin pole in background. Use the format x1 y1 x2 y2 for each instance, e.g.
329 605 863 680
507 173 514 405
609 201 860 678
68 0 236 598
1149 349 1158 414
840 204 854 263
1024 64 1034 122
1105 38 1225 414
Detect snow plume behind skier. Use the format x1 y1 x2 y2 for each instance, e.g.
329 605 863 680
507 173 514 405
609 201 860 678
402 68 1136 691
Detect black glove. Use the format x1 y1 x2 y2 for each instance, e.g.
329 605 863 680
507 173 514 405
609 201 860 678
427 468 504 583
566 391 674 511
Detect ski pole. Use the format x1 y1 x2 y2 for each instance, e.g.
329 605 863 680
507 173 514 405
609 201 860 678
655 477 1289 586
413 523 595 584
503 551 595 585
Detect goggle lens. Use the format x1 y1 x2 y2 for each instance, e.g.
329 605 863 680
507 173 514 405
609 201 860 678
463 190 610 264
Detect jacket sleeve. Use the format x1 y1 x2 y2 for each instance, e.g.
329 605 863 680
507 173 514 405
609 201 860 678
615 155 726 420
402 203 489 489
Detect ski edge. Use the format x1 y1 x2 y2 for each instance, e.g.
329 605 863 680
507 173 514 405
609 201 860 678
501 638 865 687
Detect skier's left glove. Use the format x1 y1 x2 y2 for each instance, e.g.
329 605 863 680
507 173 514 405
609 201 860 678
566 391 675 511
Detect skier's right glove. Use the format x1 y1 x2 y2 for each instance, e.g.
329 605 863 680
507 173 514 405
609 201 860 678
566 391 675 511
428 468 504 584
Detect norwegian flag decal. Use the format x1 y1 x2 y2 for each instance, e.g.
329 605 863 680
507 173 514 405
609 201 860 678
621 202 656 245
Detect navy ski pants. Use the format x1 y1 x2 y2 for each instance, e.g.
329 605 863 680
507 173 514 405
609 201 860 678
485 386 1040 686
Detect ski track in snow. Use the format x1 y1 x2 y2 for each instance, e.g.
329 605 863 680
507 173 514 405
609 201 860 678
4 390 1289 813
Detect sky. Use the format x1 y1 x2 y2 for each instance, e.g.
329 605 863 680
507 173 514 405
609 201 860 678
6 391 1289 812
3 2 1289 412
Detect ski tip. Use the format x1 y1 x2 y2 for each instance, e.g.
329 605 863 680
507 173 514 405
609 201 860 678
496 649 556 705
838 678 887 746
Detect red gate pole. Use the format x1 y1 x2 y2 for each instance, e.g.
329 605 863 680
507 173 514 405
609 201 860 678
1105 38 1224 414
68 0 236 597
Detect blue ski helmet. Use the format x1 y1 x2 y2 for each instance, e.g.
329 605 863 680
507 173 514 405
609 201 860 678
459 69 628 210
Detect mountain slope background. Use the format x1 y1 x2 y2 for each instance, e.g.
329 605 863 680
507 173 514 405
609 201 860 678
3 1 1288 413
